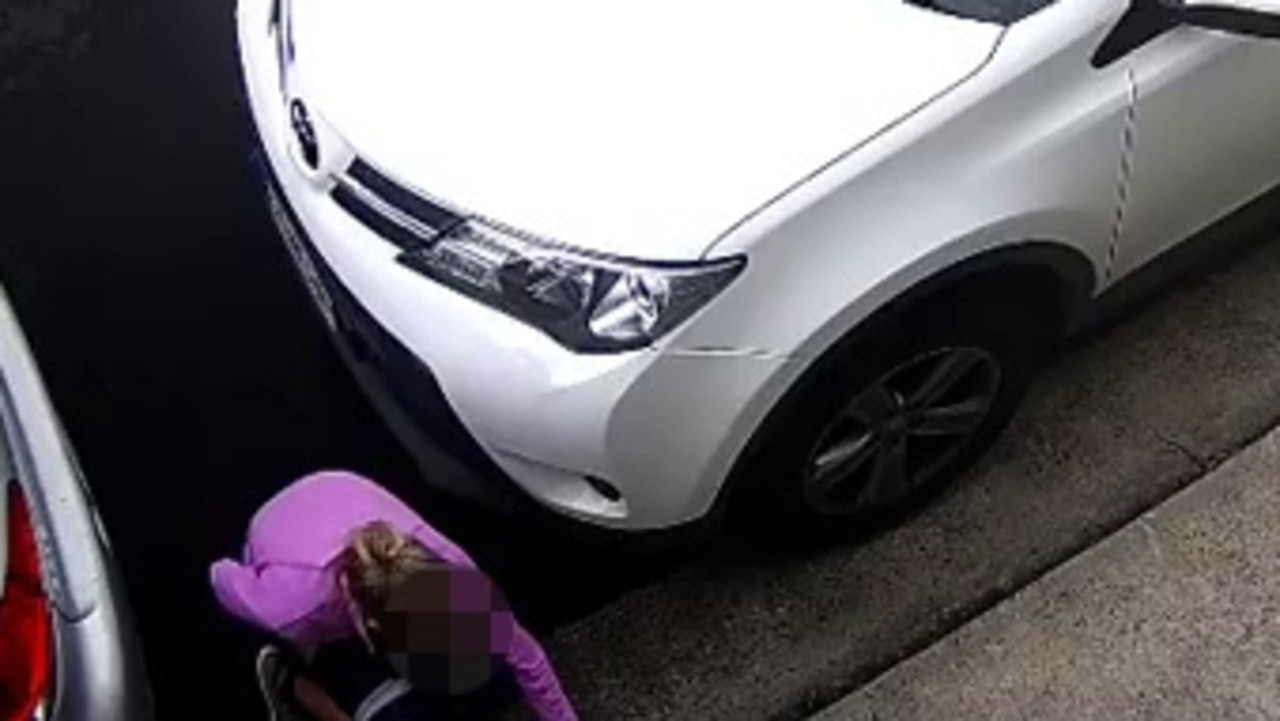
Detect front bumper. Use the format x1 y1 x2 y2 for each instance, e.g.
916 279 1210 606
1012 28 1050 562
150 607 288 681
237 0 792 529
256 156 534 514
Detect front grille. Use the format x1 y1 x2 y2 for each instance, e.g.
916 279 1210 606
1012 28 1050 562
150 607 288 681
331 159 465 249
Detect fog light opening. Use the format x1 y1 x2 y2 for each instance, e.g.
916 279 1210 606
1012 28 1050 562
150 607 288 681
585 475 622 503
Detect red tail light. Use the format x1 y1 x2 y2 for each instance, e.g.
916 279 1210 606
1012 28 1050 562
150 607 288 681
0 482 53 721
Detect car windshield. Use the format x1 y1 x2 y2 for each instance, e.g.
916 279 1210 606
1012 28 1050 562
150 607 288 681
907 0 1058 24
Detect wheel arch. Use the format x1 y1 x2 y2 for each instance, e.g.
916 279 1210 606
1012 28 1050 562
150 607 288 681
820 239 1095 357
709 239 1097 524
871 239 1098 338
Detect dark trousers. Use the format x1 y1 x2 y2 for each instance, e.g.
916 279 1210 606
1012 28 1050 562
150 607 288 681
287 637 518 721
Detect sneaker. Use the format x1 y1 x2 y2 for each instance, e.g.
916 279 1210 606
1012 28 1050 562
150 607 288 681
255 645 303 721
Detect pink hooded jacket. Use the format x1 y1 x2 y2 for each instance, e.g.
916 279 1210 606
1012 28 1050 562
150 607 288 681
209 470 577 721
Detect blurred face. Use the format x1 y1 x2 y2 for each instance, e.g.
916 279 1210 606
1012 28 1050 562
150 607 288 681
374 566 514 695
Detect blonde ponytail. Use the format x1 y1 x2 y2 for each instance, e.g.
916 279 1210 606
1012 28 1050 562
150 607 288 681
343 521 439 616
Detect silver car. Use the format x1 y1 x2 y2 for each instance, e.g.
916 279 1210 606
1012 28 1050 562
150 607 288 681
0 287 153 721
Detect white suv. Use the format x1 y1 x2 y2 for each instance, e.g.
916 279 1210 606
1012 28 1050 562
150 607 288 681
237 0 1280 535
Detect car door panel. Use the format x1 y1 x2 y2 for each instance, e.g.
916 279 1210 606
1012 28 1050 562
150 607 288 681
1113 25 1280 280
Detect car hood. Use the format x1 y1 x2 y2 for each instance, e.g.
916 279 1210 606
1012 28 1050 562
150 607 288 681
289 1 1002 259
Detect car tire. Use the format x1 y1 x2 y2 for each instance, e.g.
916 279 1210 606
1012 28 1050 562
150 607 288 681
729 277 1059 545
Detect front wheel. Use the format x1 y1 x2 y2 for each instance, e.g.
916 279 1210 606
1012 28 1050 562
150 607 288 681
730 283 1057 542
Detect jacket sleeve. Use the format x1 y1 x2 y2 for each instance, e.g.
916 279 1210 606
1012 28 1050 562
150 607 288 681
209 558 332 644
505 623 579 721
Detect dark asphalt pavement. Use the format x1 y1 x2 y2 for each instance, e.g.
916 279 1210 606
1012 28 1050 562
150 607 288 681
0 1 677 717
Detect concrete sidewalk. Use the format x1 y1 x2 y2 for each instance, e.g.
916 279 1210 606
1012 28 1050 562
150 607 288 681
815 423 1280 720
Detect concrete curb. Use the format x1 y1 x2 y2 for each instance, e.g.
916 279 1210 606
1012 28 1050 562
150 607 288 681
814 421 1280 720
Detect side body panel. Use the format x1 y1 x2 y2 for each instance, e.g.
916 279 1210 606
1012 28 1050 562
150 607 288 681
0 290 154 721
1112 26 1280 278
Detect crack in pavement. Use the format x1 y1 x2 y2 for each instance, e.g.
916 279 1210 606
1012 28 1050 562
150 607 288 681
1150 430 1212 473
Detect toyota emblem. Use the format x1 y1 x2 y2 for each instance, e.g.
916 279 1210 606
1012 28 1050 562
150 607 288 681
289 99 320 169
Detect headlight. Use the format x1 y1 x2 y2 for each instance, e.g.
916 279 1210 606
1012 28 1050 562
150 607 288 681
396 218 746 353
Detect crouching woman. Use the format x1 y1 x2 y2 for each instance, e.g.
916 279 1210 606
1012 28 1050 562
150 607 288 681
209 470 578 721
